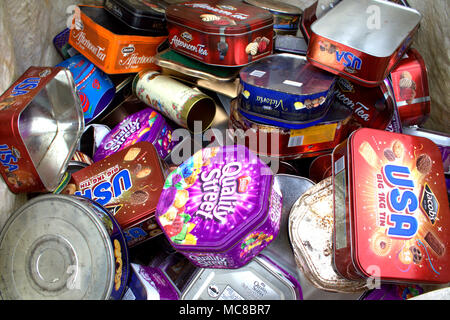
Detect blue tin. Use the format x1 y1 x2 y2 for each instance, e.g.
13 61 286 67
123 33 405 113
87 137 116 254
57 54 116 124
239 53 336 127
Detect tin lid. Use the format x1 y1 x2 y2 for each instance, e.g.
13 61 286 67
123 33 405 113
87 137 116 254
0 194 117 300
310 0 421 57
106 0 166 18
93 108 169 162
155 145 274 252
402 127 450 148
73 142 166 230
348 128 450 283
244 0 302 15
240 53 336 96
165 0 274 35
181 254 302 300
288 177 368 292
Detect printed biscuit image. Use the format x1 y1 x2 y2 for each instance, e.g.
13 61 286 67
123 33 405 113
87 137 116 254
370 232 392 256
416 154 432 175
114 239 123 291
245 42 259 56
424 231 445 256
409 245 423 264
383 149 396 162
200 14 220 22
124 147 141 161
398 246 414 265
130 190 149 205
358 141 382 169
398 71 416 104
392 140 405 159
136 167 152 178
294 101 305 110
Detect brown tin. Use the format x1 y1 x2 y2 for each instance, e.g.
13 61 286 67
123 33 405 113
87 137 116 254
0 67 84 194
69 5 167 74
165 0 274 67
70 142 166 247
306 0 422 87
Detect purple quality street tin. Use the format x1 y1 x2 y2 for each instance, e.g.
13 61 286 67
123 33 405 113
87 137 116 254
93 108 177 162
155 145 282 269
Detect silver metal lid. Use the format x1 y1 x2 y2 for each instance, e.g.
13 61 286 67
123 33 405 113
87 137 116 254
311 0 421 57
181 255 301 300
0 194 116 300
244 0 303 14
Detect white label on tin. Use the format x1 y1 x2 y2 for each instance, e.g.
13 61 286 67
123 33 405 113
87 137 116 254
283 80 303 87
218 285 245 300
334 155 345 174
288 135 304 147
249 70 266 78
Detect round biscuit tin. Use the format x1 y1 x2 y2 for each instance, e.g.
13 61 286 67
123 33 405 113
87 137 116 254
0 194 129 300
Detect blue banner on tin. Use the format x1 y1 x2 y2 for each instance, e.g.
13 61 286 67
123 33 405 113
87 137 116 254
57 54 115 124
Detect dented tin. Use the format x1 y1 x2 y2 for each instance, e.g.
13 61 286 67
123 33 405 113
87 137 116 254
166 0 274 67
70 142 166 247
390 48 431 126
244 0 302 35
332 128 450 284
288 177 368 293
228 97 352 160
155 145 282 269
93 108 177 162
307 0 422 87
239 53 337 126
0 194 129 300
0 67 84 194
104 0 168 34
181 254 302 300
69 5 167 74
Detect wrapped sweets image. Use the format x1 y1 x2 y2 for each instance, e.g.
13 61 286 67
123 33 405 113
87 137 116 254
155 145 282 269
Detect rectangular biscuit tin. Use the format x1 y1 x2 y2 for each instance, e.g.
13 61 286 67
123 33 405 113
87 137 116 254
165 0 274 67
306 0 422 87
332 128 450 284
0 67 84 194
71 142 166 247
69 5 167 74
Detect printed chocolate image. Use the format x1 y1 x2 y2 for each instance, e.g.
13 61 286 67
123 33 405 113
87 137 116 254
130 190 149 205
424 231 445 256
398 71 416 104
409 245 423 264
384 148 396 162
416 154 432 175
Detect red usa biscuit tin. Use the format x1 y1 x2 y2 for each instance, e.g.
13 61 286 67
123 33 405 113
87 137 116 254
306 0 422 87
71 142 166 247
390 48 430 126
0 194 129 300
0 67 84 194
332 128 450 284
69 5 167 74
165 0 274 67
228 97 352 160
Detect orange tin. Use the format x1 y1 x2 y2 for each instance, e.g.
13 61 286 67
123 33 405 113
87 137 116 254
69 5 167 74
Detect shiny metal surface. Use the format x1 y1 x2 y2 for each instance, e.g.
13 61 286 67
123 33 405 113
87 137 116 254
311 0 421 57
0 195 115 300
181 255 301 300
18 69 84 191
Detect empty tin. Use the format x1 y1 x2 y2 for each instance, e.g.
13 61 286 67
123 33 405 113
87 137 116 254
244 0 302 35
288 177 368 293
122 263 180 300
56 54 116 124
228 97 352 160
239 53 337 126
69 5 167 74
93 107 176 162
307 0 422 87
334 77 396 131
71 142 166 248
104 0 168 35
155 145 282 269
165 0 274 67
0 67 84 194
0 194 129 300
390 48 431 126
181 254 302 300
332 128 450 284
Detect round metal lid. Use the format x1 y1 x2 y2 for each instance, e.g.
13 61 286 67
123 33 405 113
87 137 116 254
0 194 116 300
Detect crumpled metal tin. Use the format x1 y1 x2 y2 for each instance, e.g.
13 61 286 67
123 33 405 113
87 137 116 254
307 0 422 87
181 254 303 300
288 177 368 293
